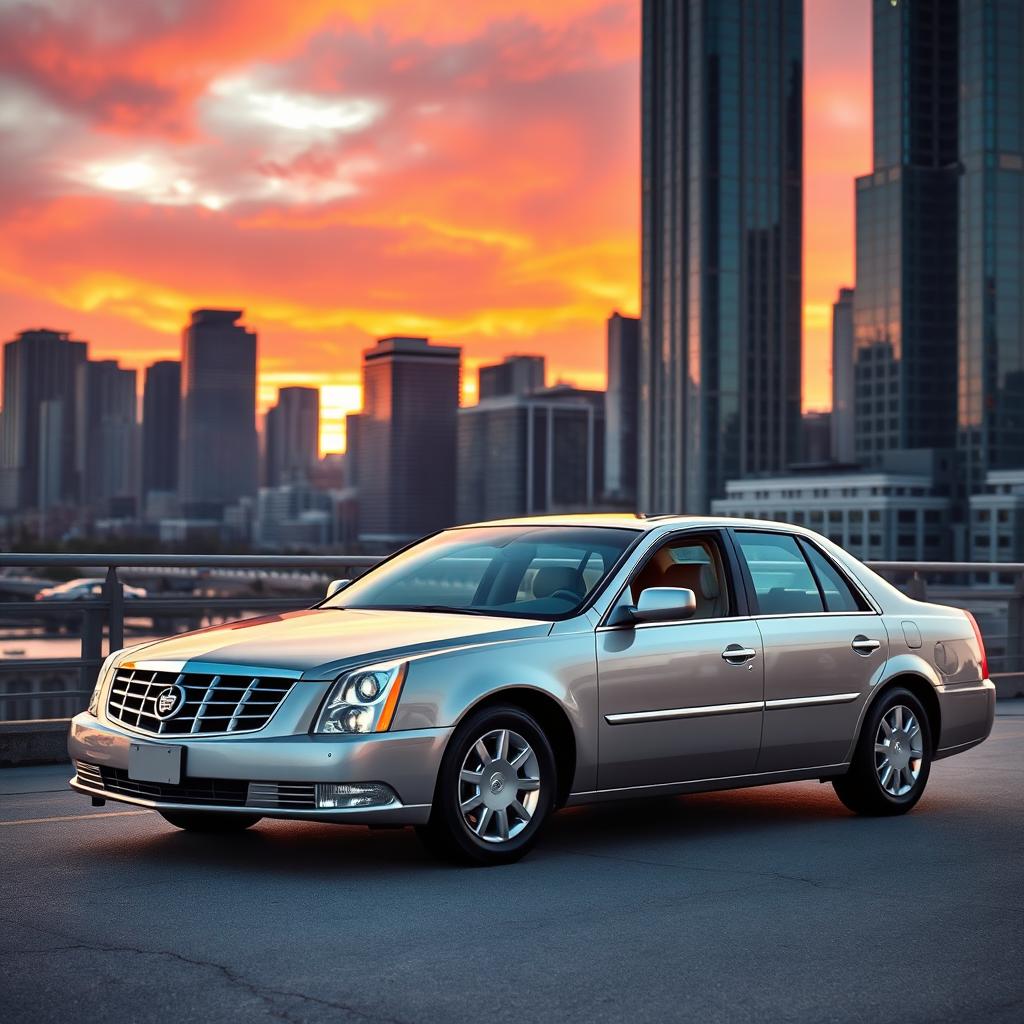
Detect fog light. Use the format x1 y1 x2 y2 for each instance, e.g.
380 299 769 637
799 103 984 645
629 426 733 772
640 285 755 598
315 782 398 809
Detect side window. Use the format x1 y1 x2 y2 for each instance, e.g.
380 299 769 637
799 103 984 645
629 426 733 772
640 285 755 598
734 532 824 615
626 535 731 620
800 542 868 612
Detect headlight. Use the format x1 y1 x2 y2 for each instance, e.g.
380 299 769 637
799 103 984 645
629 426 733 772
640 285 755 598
88 648 125 716
314 662 408 734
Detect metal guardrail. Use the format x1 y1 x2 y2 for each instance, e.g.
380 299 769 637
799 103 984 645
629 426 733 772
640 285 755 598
2 553 1023 724
0 553 382 721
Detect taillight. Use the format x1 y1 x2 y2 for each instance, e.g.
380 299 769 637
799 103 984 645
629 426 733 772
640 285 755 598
964 610 989 679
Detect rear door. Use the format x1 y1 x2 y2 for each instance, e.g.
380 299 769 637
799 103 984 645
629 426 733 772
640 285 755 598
731 530 887 773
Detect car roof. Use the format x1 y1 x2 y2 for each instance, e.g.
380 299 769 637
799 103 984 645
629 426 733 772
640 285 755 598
452 513 813 534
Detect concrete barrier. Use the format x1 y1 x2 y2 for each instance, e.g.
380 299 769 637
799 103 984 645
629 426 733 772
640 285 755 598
0 719 70 767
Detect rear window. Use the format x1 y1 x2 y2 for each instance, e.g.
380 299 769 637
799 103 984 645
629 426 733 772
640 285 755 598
734 533 824 615
801 542 868 612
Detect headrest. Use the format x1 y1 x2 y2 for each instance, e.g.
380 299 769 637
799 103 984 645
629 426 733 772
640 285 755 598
663 561 719 600
533 566 585 599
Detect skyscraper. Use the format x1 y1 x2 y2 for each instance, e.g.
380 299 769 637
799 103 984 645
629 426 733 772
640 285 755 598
958 0 1024 487
0 328 87 512
141 360 181 510
604 312 639 503
831 287 855 464
478 355 545 400
264 386 320 487
853 0 960 463
639 0 803 514
357 336 461 544
179 309 258 518
76 359 138 515
458 386 605 523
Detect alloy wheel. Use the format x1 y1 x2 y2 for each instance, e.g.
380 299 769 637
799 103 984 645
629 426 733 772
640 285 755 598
458 728 541 843
874 704 924 797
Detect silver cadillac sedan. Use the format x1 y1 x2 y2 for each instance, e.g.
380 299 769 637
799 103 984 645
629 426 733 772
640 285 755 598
69 515 995 865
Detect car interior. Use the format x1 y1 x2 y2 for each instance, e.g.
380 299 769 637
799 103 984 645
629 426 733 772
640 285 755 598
628 537 730 619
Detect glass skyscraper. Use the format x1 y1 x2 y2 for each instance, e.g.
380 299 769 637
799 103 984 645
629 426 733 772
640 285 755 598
853 0 960 464
179 309 259 518
639 0 803 514
958 0 1024 487
852 0 1024 494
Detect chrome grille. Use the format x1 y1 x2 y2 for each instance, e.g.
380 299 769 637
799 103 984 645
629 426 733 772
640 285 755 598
75 762 316 809
106 668 294 736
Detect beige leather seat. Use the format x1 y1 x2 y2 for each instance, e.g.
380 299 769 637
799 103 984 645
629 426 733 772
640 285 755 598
660 561 724 618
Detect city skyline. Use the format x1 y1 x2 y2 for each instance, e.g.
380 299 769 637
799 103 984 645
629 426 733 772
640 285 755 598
0 0 871 453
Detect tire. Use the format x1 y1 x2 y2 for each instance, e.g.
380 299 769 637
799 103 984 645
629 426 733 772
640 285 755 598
158 811 262 833
833 687 933 816
416 704 556 866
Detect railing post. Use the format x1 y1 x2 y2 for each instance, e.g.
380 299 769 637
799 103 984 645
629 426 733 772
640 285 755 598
81 605 103 694
1007 577 1024 682
905 571 927 601
104 565 124 653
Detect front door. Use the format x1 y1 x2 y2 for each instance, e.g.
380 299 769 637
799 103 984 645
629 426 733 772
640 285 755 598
597 532 765 791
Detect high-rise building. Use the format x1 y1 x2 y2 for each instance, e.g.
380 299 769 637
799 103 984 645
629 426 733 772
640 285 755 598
264 386 320 487
639 0 803 514
457 386 605 523
76 359 138 515
0 328 87 512
345 412 363 489
853 0 960 463
604 312 639 503
831 287 855 463
958 0 1024 488
478 355 546 400
141 360 181 513
179 309 259 518
357 336 461 545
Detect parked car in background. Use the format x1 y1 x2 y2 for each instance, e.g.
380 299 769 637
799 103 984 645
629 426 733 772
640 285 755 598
36 578 147 602
35 577 148 634
69 515 995 865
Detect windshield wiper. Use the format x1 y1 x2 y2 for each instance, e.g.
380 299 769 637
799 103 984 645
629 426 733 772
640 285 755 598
395 604 497 617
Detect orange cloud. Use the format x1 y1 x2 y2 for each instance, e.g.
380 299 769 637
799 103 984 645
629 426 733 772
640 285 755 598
0 0 869 446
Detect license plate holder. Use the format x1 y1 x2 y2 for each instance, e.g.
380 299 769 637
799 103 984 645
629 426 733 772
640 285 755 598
128 743 183 785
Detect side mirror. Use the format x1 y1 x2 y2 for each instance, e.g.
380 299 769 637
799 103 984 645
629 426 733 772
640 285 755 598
325 579 351 600
633 587 697 624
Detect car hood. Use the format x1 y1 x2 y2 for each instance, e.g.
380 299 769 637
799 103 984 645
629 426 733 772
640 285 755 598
119 607 552 678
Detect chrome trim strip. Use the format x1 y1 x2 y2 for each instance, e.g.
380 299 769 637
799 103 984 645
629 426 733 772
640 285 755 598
607 691 862 724
597 609 881 633
764 692 860 710
605 700 763 725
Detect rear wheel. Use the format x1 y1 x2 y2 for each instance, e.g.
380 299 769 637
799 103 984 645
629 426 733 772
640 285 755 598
158 811 262 833
833 687 932 816
416 705 556 865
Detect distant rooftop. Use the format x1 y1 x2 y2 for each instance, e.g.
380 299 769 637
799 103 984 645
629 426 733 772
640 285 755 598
190 309 243 326
364 336 461 359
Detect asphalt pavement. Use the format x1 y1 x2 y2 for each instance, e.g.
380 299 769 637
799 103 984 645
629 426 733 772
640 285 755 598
1 711 1022 1024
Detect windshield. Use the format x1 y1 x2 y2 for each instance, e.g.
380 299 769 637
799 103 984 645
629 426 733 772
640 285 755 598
326 526 639 619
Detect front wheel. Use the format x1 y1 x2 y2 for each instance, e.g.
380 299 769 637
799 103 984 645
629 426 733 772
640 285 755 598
417 705 556 865
158 811 262 833
833 688 932 816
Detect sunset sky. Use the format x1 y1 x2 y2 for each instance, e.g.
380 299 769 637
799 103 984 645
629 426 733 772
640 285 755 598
0 0 871 452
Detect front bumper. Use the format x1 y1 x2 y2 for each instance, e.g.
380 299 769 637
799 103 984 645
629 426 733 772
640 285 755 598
68 713 451 825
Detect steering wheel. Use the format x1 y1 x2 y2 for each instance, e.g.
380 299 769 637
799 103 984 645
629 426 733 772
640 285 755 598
547 589 582 604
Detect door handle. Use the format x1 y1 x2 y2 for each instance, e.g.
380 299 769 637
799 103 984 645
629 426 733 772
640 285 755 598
721 645 757 664
851 636 881 655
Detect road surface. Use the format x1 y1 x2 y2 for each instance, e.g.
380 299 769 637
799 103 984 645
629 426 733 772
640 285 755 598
2 709 1022 1023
